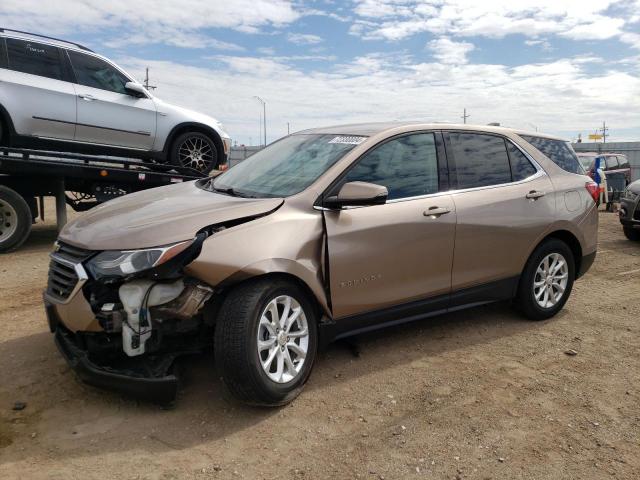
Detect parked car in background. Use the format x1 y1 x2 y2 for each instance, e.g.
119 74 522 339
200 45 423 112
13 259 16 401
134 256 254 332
577 152 631 184
0 29 230 174
619 179 640 241
44 123 598 406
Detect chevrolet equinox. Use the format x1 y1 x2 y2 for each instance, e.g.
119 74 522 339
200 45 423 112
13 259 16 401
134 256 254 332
44 123 598 406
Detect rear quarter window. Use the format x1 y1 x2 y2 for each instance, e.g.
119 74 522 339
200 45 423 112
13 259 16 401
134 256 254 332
5 38 64 81
520 135 584 175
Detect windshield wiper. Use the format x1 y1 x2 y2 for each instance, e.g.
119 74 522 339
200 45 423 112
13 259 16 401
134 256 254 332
211 184 256 198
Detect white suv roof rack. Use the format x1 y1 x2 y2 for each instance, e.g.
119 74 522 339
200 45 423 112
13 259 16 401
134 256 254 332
0 28 94 53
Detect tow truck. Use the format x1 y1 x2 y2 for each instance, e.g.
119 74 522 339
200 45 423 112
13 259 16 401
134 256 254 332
0 147 209 252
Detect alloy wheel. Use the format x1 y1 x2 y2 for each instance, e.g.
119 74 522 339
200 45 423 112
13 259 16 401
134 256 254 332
533 253 569 308
177 136 215 173
257 295 310 384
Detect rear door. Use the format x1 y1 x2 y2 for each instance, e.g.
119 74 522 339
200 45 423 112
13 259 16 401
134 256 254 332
324 131 456 319
67 50 156 150
1 37 76 140
445 131 555 292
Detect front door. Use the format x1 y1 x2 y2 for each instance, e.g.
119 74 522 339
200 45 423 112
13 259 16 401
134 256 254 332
67 50 156 150
324 132 456 319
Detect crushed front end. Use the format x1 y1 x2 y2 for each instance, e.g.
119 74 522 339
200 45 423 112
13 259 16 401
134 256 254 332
44 236 218 404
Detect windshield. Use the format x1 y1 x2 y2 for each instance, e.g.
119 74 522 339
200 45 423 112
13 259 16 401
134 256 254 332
209 134 365 198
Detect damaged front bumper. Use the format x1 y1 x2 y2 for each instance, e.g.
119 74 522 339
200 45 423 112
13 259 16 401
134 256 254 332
46 301 181 404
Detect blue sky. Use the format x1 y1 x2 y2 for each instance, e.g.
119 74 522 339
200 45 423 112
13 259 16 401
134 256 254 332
2 0 639 144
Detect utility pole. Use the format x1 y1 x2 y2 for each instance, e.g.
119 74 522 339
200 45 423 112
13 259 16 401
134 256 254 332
287 122 290 135
253 96 267 146
143 67 156 90
599 121 609 143
461 108 470 124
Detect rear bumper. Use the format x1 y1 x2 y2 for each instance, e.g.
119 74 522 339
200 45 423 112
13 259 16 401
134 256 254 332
46 302 179 404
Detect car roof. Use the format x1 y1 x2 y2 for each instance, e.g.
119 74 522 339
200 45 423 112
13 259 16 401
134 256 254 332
297 122 568 141
0 28 95 54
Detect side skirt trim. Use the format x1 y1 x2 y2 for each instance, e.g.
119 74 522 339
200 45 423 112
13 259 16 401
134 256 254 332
319 276 519 347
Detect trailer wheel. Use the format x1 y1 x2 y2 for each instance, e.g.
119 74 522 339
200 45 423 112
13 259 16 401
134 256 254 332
0 186 32 253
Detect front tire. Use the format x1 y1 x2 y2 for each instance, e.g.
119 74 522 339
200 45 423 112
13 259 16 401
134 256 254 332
169 132 218 175
0 186 32 253
214 277 318 406
515 239 575 321
623 226 640 241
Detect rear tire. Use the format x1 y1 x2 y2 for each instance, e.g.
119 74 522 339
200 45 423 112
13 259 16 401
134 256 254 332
515 239 575 321
0 186 32 253
214 277 318 406
169 132 218 175
623 226 640 241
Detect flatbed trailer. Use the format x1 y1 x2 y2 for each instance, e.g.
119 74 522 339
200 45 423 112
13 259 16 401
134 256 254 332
0 147 206 252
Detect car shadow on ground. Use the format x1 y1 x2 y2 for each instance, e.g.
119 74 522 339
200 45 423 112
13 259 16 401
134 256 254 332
0 298 550 464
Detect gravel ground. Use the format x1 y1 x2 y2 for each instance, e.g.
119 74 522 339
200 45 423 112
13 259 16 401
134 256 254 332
0 203 638 479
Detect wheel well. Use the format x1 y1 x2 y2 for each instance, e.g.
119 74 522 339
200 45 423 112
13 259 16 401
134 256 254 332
166 123 224 166
224 272 325 320
542 230 583 278
0 103 14 144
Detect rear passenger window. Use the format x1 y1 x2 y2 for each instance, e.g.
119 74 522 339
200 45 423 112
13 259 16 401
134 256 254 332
343 133 439 200
520 135 583 175
5 38 63 81
618 156 630 168
605 156 619 169
506 141 537 181
448 133 511 189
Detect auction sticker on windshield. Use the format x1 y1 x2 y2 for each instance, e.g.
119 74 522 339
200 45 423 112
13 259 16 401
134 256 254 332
328 136 367 145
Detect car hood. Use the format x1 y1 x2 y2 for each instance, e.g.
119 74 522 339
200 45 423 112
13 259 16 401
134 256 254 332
59 180 283 251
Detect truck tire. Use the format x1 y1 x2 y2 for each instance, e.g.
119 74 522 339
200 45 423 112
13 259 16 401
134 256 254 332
169 132 218 175
214 277 318 406
0 186 32 253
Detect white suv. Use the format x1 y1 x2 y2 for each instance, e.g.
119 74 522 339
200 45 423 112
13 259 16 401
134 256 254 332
0 29 231 173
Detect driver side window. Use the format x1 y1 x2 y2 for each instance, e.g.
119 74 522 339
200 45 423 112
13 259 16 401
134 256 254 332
67 50 129 94
343 132 439 201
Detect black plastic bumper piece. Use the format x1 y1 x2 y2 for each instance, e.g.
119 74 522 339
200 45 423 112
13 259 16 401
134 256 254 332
54 327 179 404
577 251 596 279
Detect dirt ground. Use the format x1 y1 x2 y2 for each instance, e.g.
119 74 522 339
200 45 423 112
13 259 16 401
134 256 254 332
0 202 638 480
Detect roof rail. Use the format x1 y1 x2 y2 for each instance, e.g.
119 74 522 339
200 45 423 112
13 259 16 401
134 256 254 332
0 28 94 53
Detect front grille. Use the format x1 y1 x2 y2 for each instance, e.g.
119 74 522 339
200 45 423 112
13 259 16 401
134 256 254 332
47 242 93 301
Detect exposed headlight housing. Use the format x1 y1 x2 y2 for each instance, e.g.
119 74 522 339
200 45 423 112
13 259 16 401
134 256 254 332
86 240 193 280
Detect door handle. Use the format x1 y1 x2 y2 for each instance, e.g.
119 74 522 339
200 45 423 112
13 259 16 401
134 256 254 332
526 190 545 200
423 206 451 218
78 94 95 101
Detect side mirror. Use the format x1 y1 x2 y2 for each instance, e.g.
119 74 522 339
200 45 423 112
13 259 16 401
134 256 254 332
124 82 147 97
323 181 388 209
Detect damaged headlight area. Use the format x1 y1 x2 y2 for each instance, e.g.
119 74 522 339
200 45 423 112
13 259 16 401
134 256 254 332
86 240 194 280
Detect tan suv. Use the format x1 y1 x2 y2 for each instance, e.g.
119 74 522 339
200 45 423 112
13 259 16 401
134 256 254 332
44 123 599 406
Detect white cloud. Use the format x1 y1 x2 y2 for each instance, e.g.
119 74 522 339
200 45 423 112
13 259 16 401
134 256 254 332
427 37 474 64
0 0 301 46
350 0 636 47
287 33 323 45
117 53 640 145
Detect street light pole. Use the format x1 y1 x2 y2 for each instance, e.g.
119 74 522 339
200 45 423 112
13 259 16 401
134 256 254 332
253 96 267 146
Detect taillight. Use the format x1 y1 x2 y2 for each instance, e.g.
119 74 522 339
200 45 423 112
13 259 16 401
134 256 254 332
585 181 599 203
